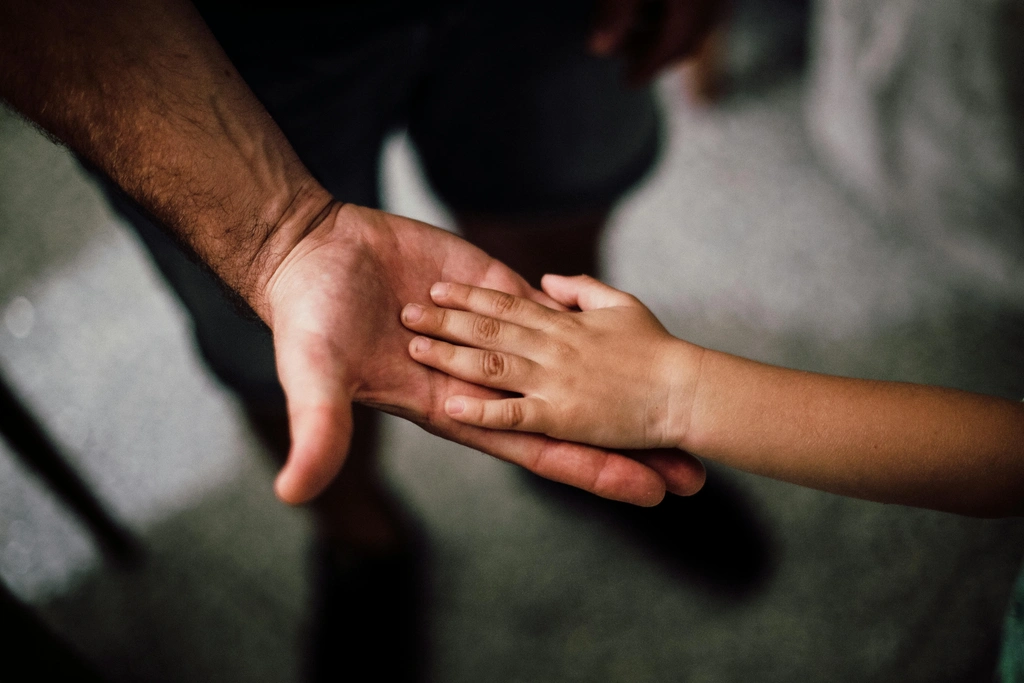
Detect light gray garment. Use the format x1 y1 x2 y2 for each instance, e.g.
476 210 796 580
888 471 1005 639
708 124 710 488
806 0 1024 297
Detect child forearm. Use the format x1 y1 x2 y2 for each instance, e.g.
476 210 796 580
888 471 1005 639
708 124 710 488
677 346 1024 517
399 276 1024 515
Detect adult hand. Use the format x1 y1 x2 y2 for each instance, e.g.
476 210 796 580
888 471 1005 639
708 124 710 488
590 0 724 83
0 0 705 508
263 204 707 506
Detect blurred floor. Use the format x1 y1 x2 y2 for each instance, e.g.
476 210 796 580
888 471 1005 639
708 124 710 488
2 7 1024 681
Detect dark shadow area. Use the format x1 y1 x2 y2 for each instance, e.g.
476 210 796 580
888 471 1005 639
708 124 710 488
528 463 775 599
243 406 433 683
0 580 108 682
307 536 433 683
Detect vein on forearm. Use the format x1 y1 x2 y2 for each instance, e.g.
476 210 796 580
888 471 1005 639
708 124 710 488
0 0 329 311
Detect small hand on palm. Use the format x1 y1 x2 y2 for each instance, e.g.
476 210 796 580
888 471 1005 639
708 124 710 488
265 204 705 506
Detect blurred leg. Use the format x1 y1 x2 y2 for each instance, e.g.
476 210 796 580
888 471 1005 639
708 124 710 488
457 210 608 288
410 0 659 287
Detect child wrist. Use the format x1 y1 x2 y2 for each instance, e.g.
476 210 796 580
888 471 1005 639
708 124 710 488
662 338 706 451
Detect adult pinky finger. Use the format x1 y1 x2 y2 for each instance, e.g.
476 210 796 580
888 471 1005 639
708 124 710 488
444 395 548 433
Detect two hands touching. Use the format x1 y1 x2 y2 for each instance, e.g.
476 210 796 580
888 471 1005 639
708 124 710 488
0 0 716 512
264 205 706 508
400 275 701 452
397 275 1024 519
266 0 728 509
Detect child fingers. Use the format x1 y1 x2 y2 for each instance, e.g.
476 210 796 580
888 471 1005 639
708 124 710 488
402 302 535 352
429 282 558 328
443 395 547 433
540 274 638 311
409 336 534 392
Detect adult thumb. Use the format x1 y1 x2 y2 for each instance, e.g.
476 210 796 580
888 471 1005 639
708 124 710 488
274 400 354 504
271 329 356 505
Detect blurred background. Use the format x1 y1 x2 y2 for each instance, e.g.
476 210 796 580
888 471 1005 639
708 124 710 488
2 0 1024 681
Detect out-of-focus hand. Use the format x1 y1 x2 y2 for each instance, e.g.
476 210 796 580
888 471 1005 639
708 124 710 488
590 0 724 83
264 206 706 507
401 274 707 453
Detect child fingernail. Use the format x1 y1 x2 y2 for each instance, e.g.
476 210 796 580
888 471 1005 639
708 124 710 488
446 397 465 415
412 336 431 353
403 304 424 323
430 282 450 298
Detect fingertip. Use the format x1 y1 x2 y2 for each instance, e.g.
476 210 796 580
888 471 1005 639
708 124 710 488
273 455 327 505
273 466 309 506
628 449 706 498
644 490 667 507
573 274 600 287
604 468 666 507
274 403 353 506
409 335 431 355
273 443 341 505
401 303 424 325
588 450 669 507
445 396 466 416
665 457 707 497
632 471 668 507
669 461 707 497
632 477 667 507
539 274 577 308
429 281 451 301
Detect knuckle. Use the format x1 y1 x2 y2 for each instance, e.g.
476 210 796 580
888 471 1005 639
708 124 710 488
491 292 520 316
437 308 452 331
502 401 526 428
472 315 502 343
550 339 575 362
480 351 507 379
555 313 580 333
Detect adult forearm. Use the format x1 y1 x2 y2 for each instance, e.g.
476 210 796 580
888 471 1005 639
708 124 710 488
0 0 332 319
681 350 1024 516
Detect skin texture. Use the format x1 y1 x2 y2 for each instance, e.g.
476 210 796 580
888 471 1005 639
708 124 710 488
403 274 1024 518
401 278 702 449
0 0 709 507
265 205 707 506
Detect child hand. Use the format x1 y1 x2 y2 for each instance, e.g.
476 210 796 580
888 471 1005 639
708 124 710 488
400 274 704 450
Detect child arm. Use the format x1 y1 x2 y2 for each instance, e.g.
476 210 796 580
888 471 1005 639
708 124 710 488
402 275 1024 517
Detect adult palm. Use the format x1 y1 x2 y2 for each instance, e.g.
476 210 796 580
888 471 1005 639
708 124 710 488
264 204 706 506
